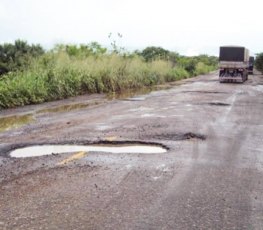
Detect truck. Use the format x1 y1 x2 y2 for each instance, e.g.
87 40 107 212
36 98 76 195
219 46 249 83
248 56 254 74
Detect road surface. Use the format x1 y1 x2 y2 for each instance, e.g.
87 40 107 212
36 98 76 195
1 71 263 229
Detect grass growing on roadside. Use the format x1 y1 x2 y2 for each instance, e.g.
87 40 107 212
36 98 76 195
0 51 216 109
194 62 215 75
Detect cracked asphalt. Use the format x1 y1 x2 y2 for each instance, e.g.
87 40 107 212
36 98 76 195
1 71 263 229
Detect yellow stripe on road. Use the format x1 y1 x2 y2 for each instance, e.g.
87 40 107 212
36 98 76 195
58 151 87 165
105 136 118 141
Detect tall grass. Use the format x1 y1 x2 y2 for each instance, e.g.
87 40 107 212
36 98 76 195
0 52 215 109
194 62 215 75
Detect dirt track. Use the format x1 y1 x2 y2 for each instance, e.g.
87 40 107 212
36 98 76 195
1 71 263 229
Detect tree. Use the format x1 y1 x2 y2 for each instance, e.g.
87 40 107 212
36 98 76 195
168 51 180 66
0 40 44 75
52 42 107 58
88 42 107 55
140 46 169 62
255 53 263 73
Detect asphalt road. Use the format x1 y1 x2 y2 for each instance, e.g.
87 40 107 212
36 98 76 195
1 71 263 229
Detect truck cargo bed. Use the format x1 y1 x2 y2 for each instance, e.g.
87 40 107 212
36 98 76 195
218 46 249 83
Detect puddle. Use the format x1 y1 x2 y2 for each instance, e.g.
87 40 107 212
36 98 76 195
183 90 227 94
123 97 146 101
0 114 34 132
170 82 187 86
107 88 150 100
154 85 173 91
37 103 92 114
33 85 173 115
107 85 172 101
10 144 167 158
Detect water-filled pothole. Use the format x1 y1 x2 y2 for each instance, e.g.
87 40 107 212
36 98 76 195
107 88 151 100
10 144 167 158
37 102 96 114
107 85 172 101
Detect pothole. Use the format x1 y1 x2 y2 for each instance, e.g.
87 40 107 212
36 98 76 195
146 132 206 141
10 143 167 158
207 102 230 106
183 132 206 140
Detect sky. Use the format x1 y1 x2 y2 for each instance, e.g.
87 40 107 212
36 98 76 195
0 0 262 56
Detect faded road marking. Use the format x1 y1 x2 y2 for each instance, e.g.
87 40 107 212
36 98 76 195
105 136 118 141
58 151 87 165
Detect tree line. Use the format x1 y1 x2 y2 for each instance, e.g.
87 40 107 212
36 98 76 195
1 40 263 76
0 40 44 75
0 40 220 77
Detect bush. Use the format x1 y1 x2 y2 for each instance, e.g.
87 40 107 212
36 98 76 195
195 62 214 75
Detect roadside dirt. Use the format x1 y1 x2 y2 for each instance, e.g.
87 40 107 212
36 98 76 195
1 71 263 229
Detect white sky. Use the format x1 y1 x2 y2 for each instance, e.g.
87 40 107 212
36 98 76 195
0 0 262 56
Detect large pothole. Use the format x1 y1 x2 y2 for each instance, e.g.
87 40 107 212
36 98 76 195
146 132 206 141
10 142 167 158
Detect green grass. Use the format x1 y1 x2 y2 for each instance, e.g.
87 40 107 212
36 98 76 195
0 52 216 109
194 62 215 75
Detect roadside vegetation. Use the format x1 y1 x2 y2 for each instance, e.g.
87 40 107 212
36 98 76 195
255 53 263 73
0 40 218 109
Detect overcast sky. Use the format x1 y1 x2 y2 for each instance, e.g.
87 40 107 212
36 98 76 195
0 0 262 56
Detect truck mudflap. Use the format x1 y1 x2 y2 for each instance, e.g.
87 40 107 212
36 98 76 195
219 76 244 83
219 71 248 83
